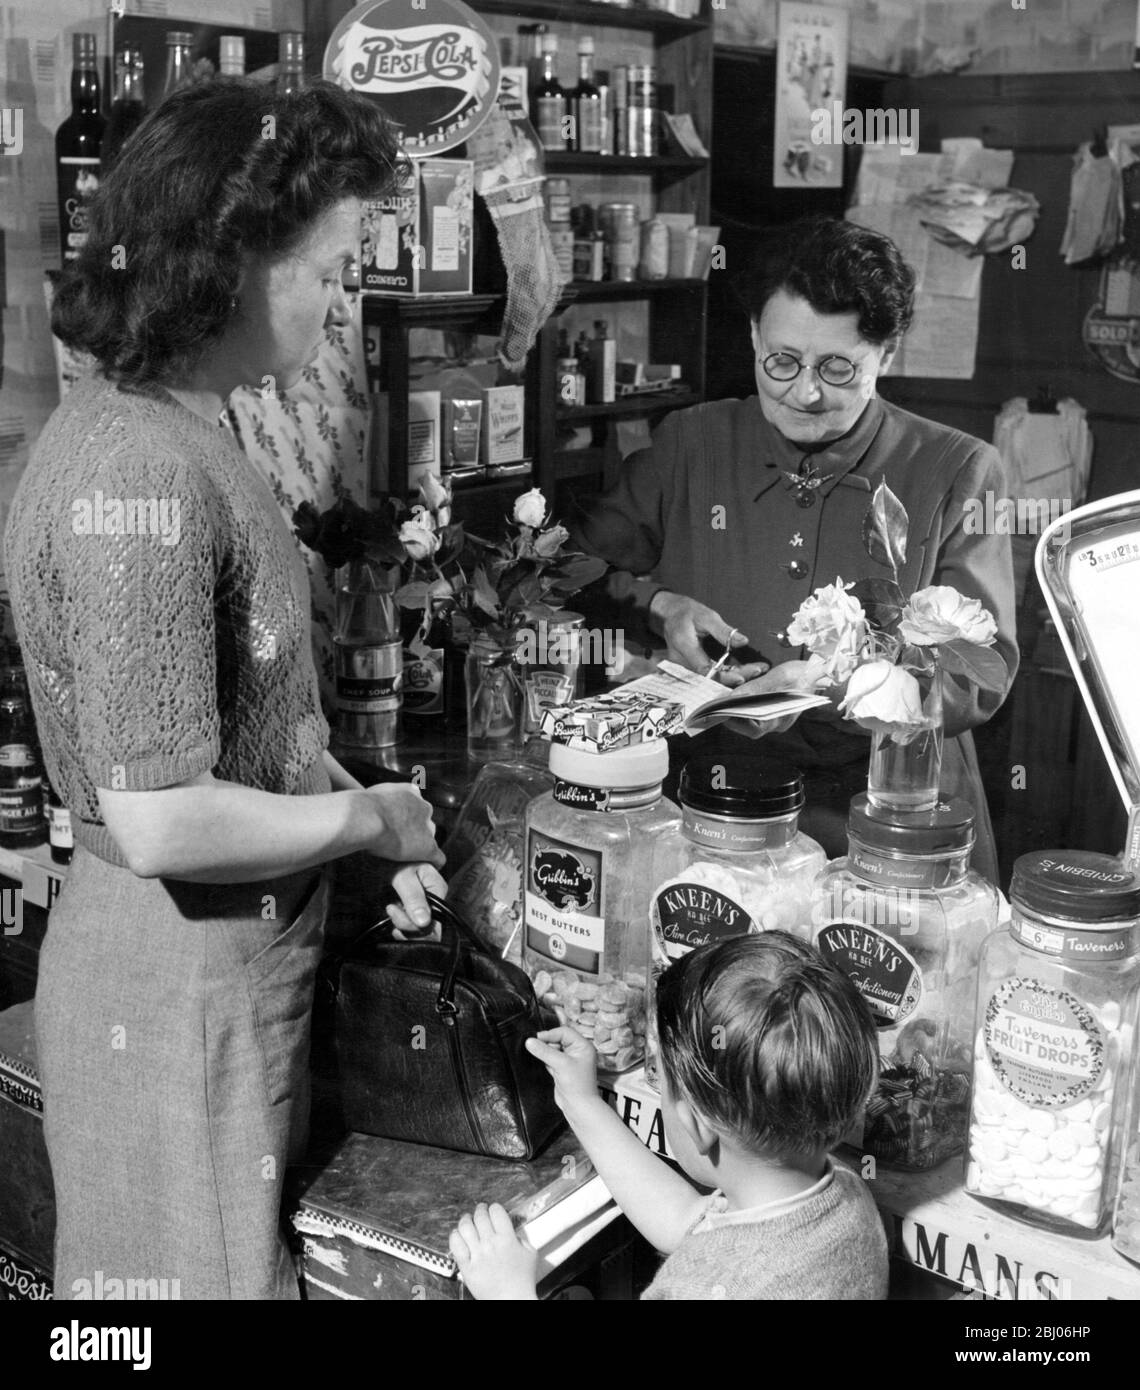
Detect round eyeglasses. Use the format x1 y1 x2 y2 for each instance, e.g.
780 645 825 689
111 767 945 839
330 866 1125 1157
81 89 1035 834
760 351 860 388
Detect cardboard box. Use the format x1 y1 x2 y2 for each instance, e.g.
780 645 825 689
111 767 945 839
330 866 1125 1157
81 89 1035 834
370 390 441 496
482 385 525 466
361 159 473 298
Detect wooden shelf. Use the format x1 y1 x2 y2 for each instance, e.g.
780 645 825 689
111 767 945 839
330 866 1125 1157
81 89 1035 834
556 389 698 422
557 277 705 307
360 294 503 331
473 0 709 35
544 152 707 175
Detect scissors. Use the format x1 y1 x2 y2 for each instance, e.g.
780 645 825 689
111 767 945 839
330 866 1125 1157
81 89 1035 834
707 628 741 680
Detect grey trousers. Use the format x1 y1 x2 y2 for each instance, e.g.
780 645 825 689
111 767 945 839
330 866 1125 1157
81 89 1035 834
35 847 329 1300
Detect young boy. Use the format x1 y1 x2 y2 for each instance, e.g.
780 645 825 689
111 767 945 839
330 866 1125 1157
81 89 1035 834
448 931 889 1300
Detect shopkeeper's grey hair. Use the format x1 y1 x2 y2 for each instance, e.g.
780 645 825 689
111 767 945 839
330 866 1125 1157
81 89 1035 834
52 77 409 391
655 932 879 1158
737 215 917 346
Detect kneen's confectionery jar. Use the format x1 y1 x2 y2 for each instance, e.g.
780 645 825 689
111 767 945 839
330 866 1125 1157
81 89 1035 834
966 851 1140 1237
523 738 680 1071
644 755 825 1088
811 795 997 1170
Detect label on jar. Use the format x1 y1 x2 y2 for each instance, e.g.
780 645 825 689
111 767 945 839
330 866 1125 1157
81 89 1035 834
683 808 779 854
523 670 576 733
1010 913 1137 963
335 672 402 713
536 97 565 150
0 745 35 767
524 827 604 974
652 879 752 958
553 780 610 812
402 648 443 715
850 846 954 891
813 922 923 1027
983 978 1106 1107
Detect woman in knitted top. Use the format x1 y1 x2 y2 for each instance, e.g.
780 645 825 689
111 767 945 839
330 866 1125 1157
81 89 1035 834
4 80 444 1299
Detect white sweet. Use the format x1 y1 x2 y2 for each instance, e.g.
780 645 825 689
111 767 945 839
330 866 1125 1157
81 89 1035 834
1097 1001 1121 1032
1047 1128 1078 1160
1026 1109 1056 1137
1019 1132 1049 1163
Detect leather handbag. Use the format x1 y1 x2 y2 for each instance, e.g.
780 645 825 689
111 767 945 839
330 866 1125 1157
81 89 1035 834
331 893 565 1160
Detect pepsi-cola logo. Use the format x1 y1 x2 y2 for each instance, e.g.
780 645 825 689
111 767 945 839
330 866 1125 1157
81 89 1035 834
324 0 500 155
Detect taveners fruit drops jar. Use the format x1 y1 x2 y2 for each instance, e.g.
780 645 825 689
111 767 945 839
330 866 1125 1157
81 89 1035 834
523 738 680 1072
811 794 997 1170
644 755 825 1088
966 850 1140 1237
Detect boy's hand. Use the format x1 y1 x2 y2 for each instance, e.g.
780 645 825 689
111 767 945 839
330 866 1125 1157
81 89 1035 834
449 1203 538 1301
525 1026 602 1119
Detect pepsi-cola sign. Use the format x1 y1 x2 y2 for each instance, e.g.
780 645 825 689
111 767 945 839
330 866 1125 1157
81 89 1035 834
324 0 500 156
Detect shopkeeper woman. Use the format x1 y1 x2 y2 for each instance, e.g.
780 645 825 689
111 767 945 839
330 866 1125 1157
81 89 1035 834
574 216 1018 881
4 79 446 1300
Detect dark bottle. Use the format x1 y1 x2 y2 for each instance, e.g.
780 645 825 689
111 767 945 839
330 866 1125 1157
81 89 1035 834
571 37 603 154
532 34 565 153
161 30 195 100
402 599 462 728
46 782 73 866
219 35 246 77
55 32 105 265
0 670 47 849
277 32 305 95
101 46 146 173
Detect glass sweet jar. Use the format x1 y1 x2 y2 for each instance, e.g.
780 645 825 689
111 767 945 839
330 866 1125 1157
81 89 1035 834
523 738 681 1072
966 851 1140 1238
811 794 997 1170
1114 1017 1140 1263
644 755 826 1088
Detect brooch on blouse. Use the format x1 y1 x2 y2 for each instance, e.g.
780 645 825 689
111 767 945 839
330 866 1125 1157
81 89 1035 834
782 459 826 508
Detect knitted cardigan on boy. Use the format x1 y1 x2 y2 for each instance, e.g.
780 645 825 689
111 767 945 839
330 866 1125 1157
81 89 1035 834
641 1164 889 1300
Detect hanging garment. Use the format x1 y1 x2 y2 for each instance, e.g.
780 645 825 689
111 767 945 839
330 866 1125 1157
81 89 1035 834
1060 144 1124 265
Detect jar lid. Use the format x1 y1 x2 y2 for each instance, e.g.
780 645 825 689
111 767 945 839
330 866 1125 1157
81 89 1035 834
679 754 803 818
1011 850 1140 922
847 793 975 854
548 737 668 790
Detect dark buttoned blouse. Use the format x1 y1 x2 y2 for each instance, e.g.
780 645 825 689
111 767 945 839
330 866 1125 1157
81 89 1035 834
574 394 1019 881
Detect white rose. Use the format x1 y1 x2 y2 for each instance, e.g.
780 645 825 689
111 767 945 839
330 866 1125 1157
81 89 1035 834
398 519 440 562
899 586 997 647
533 524 569 558
839 660 924 736
418 472 451 513
512 488 548 529
787 578 868 683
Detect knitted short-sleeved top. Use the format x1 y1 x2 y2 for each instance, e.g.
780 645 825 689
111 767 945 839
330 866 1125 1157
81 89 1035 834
4 373 331 867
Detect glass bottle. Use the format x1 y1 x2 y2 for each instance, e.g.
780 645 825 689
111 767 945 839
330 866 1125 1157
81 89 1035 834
334 559 403 748
532 35 565 153
966 851 1140 1238
524 738 681 1071
811 794 997 1170
571 38 603 154
1114 1030 1140 1263
219 35 246 77
0 668 47 849
101 46 146 173
277 32 305 95
46 781 73 866
161 31 195 99
55 32 104 264
646 756 826 1088
402 593 460 727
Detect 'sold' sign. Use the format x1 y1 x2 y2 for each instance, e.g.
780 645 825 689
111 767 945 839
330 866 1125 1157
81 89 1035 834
324 0 500 156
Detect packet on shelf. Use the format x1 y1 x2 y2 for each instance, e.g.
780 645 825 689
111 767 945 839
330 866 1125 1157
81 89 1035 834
965 999 1128 1229
539 691 684 751
531 967 648 1073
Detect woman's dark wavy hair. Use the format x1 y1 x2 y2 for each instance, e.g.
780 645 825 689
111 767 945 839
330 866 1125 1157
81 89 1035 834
656 932 879 1158
53 78 408 389
736 215 916 345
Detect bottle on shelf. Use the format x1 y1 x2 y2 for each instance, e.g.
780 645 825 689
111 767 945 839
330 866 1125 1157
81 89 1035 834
590 320 616 404
101 46 146 174
571 37 604 154
46 781 73 866
277 32 305 95
574 329 593 406
161 31 195 100
219 35 246 77
532 34 565 154
627 64 659 157
0 668 47 849
55 32 105 265
519 22 549 92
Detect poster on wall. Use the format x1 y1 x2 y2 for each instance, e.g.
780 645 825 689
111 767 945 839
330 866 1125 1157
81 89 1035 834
1082 124 1140 382
773 1 848 190
324 0 501 156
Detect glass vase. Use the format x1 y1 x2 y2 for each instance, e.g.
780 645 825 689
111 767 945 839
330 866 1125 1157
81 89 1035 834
334 558 403 748
866 662 944 813
465 632 524 760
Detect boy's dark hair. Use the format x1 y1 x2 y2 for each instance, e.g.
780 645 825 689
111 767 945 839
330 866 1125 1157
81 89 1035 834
655 932 878 1157
736 215 916 345
52 78 407 389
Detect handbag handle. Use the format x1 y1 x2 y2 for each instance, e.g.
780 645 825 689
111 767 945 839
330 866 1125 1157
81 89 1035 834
360 892 487 1025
